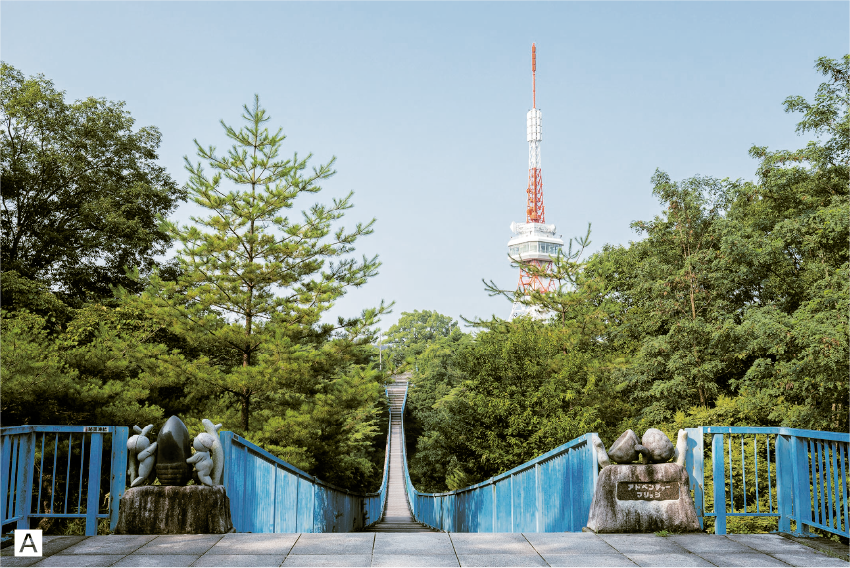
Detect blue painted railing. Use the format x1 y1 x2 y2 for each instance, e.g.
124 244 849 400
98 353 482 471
398 384 601 532
0 425 128 536
684 427 849 538
220 409 391 533
4 418 847 538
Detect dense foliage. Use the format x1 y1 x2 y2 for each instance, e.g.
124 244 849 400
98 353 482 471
406 317 626 492
1 70 390 493
404 55 848 493
383 310 460 372
1 62 184 306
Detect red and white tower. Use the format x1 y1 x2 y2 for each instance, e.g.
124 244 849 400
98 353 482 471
508 44 563 320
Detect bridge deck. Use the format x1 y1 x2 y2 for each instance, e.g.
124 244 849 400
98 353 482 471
363 380 436 533
3 532 845 566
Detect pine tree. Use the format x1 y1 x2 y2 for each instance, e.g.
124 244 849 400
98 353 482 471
136 96 388 432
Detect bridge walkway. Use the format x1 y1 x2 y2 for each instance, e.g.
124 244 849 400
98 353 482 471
4 532 845 566
363 378 437 533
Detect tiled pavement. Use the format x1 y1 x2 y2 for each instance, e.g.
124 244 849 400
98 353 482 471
1 532 847 567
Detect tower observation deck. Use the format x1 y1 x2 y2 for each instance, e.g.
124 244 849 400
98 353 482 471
508 44 564 320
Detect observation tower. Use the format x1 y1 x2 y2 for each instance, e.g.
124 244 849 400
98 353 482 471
508 44 564 320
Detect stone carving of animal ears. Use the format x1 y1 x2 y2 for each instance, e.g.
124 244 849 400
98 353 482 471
133 425 154 437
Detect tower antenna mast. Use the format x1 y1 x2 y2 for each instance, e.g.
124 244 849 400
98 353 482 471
526 43 544 224
532 43 537 109
506 43 564 320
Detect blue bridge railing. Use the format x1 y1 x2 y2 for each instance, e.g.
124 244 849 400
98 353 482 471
684 426 849 538
219 408 391 533
3 411 847 537
398 383 600 532
1 425 128 536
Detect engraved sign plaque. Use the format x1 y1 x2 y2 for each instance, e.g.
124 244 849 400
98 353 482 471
617 481 679 501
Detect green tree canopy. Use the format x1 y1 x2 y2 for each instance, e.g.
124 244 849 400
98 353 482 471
384 310 460 370
133 95 389 433
405 55 849 496
0 62 184 306
597 55 848 430
407 318 626 492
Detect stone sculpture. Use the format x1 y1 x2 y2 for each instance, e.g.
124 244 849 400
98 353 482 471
587 429 698 533
156 416 193 485
672 429 689 467
594 428 687 467
127 424 158 487
607 429 642 464
641 428 675 463
126 416 226 487
115 415 233 534
186 447 213 486
187 419 224 486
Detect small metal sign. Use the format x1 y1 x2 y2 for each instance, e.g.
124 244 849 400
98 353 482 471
617 481 679 501
83 426 109 433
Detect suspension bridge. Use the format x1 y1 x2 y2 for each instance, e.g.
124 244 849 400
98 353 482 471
2 375 848 566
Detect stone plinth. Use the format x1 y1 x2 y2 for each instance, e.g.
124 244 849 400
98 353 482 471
114 485 233 535
585 463 699 533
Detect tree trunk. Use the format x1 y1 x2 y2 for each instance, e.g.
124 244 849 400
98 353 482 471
240 390 250 432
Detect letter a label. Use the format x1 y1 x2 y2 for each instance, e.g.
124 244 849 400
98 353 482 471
15 529 42 557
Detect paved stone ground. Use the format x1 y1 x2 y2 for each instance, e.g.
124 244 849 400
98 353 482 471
1 532 847 567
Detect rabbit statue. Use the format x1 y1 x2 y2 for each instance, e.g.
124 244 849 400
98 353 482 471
187 419 224 486
127 424 158 487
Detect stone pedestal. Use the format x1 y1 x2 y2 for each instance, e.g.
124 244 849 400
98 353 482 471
114 485 233 534
585 463 699 533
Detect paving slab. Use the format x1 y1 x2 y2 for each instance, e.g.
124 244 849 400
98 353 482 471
373 533 455 555
112 554 200 567
772 553 850 567
371 554 460 567
288 534 374 555
726 533 817 553
0 536 87 558
135 535 224 555
524 532 618 554
0 556 43 567
205 533 298 555
282 554 371 566
782 534 850 561
668 534 755 553
543 554 639 567
456 554 547 566
625 552 715 567
596 534 689 554
33 554 124 567
0 531 837 568
700 552 792 566
191 553 286 566
59 535 156 555
450 533 537 555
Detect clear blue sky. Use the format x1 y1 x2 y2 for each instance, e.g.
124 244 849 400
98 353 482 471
3 2 847 331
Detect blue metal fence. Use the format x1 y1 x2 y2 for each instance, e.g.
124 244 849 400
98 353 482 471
220 411 390 533
684 426 849 539
398 384 601 532
0 425 128 536
4 419 847 538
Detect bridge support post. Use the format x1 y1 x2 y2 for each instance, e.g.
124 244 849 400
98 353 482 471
712 433 726 534
15 432 36 532
776 434 793 533
791 436 813 535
